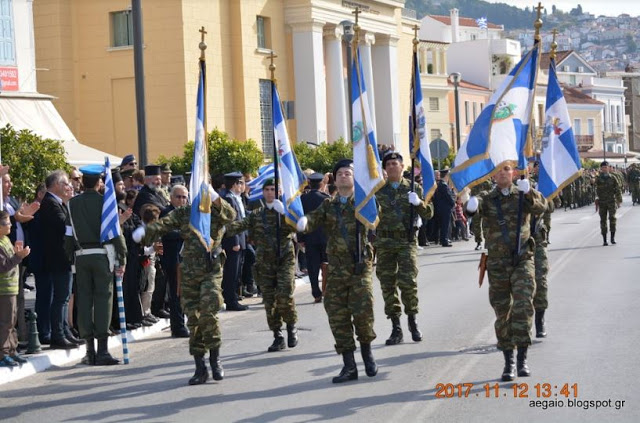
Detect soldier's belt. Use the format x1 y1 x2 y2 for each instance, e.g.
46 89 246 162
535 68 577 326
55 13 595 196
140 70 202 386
75 248 107 256
377 230 408 240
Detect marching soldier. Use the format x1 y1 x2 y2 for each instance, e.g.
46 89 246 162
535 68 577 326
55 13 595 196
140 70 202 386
629 163 640 205
299 173 330 303
65 165 127 365
470 179 493 250
133 185 236 385
466 164 546 381
374 152 433 345
297 159 378 384
225 178 299 352
595 161 622 246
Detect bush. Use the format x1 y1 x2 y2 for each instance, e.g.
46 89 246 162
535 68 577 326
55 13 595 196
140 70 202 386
294 138 353 174
157 128 264 177
1 124 70 201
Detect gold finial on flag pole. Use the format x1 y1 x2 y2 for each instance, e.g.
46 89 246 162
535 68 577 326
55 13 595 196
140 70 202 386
534 3 543 43
352 7 361 47
268 50 278 84
412 24 419 53
550 29 558 60
199 26 207 60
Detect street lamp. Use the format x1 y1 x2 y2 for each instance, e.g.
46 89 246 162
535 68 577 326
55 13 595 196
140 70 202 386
449 72 462 152
340 20 355 142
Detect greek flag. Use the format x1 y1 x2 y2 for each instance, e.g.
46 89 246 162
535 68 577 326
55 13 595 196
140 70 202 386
450 44 539 192
537 58 581 199
247 163 275 202
476 17 488 30
409 50 437 203
189 59 212 251
351 45 384 229
272 83 306 226
100 157 121 242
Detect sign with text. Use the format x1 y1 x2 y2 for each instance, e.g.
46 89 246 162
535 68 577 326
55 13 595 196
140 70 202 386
0 67 19 91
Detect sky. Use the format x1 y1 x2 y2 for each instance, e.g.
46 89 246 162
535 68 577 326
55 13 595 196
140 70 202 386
483 0 637 18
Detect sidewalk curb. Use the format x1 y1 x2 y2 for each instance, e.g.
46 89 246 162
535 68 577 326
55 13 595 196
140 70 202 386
1 277 309 386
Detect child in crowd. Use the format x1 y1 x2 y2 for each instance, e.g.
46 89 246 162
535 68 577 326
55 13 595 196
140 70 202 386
453 198 469 241
0 210 31 367
139 204 162 325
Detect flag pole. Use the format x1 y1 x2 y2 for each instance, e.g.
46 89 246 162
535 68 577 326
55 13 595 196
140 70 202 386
199 27 209 182
352 7 363 264
409 25 419 242
514 3 543 264
269 51 282 260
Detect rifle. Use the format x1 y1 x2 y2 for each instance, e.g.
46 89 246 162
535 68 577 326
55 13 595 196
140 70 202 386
478 252 488 287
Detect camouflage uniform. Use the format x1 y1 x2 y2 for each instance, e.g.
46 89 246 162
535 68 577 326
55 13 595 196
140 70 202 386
595 172 622 237
470 180 493 245
374 178 433 319
141 201 236 355
474 185 546 351
304 195 376 354
226 207 298 331
531 199 555 311
628 165 640 205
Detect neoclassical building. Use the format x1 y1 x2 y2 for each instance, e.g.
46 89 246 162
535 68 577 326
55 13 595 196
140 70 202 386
33 0 419 161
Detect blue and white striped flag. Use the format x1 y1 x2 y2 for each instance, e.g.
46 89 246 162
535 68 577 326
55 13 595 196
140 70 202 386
189 59 212 251
410 50 437 203
247 163 275 202
100 157 121 242
450 43 539 192
476 17 488 30
537 58 581 199
272 83 306 226
351 45 384 229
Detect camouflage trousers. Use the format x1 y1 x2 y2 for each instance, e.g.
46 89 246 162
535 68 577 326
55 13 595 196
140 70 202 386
255 252 298 331
324 257 376 354
533 238 549 311
599 202 617 235
631 184 640 204
181 256 223 356
487 255 535 351
375 238 419 318
471 216 483 244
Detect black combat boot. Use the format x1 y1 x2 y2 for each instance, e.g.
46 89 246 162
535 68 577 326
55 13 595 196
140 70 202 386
332 350 358 383
360 343 378 377
517 347 531 377
611 232 616 245
81 338 96 365
209 347 224 381
501 350 516 381
94 338 119 365
385 316 403 345
268 329 286 352
475 242 482 250
286 323 299 348
188 355 209 385
407 314 423 342
535 309 547 338
602 234 608 246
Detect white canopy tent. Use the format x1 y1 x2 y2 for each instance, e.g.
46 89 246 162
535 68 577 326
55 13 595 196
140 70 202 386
0 95 121 167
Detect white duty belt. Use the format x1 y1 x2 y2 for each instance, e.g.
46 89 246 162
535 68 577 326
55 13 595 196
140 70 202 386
75 248 107 256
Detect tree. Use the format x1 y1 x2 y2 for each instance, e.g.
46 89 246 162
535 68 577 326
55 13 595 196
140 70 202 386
1 124 70 201
552 5 557 14
157 128 264 178
293 138 352 174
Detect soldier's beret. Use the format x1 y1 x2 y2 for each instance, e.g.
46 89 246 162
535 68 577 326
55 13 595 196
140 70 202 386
160 163 172 173
262 178 275 189
144 164 162 176
120 154 136 167
332 159 354 178
600 160 609 167
382 151 403 168
79 164 105 176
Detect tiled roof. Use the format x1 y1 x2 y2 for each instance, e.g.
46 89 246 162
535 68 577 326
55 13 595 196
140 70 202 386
540 50 573 70
562 85 605 105
429 15 502 29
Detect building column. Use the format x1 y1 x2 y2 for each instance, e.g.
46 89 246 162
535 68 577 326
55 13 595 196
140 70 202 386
324 26 348 143
292 21 327 144
372 35 400 148
359 32 377 135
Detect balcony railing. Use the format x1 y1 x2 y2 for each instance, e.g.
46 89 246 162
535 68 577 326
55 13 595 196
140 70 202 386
605 122 624 134
575 134 594 151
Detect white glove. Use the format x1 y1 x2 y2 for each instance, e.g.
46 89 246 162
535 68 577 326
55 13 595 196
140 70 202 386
208 185 220 202
132 226 146 243
415 216 423 228
272 199 285 215
408 191 422 206
516 179 531 194
296 216 308 232
466 196 479 213
459 188 470 204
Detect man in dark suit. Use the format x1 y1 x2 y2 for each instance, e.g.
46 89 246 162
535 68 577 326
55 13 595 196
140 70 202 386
299 173 329 302
433 169 456 247
160 185 190 337
221 172 248 311
132 165 169 216
40 170 82 349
